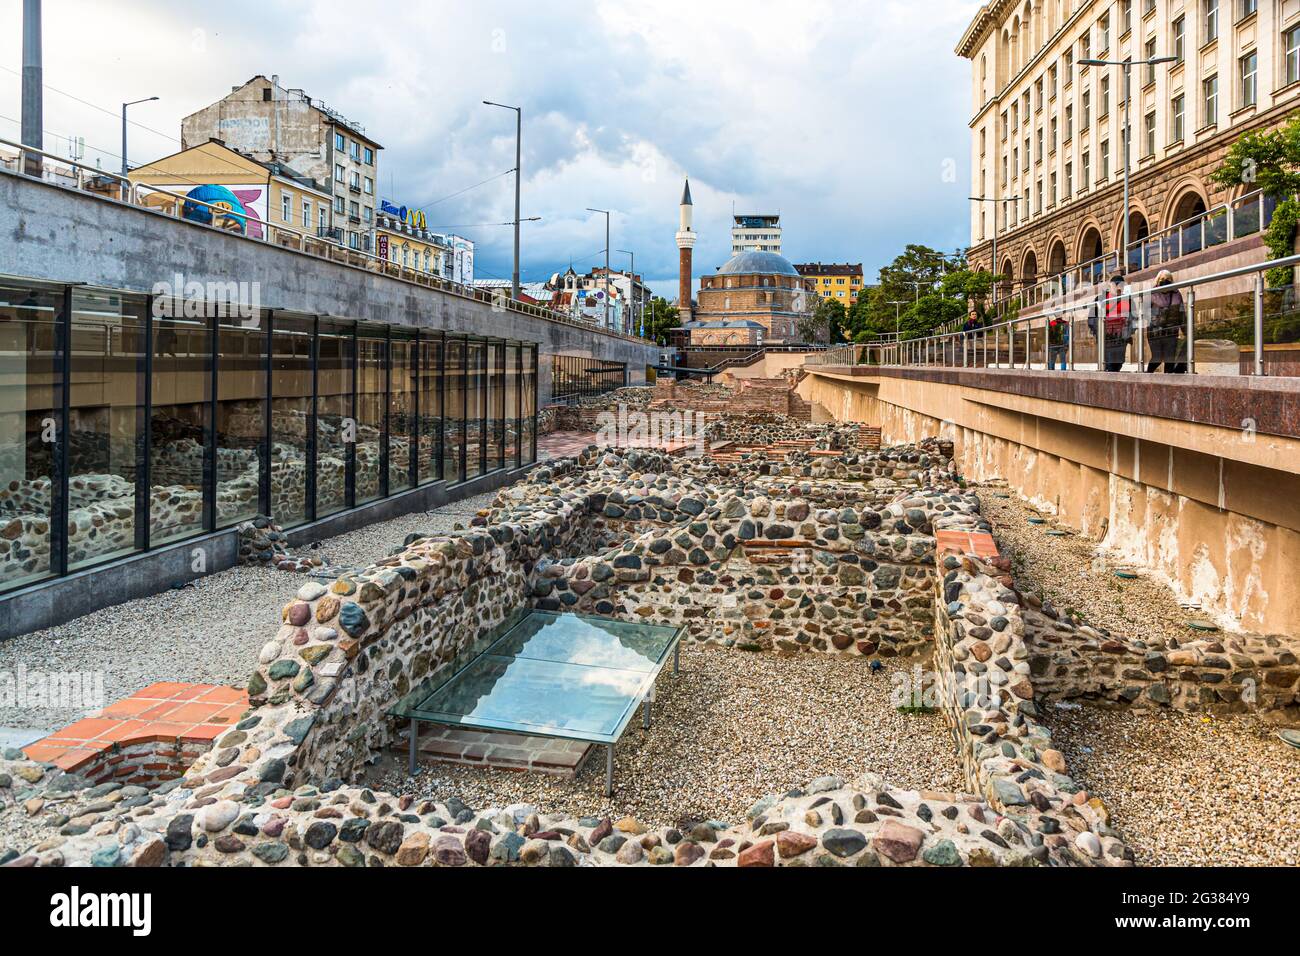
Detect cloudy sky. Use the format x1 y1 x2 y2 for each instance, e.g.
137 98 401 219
1 0 977 298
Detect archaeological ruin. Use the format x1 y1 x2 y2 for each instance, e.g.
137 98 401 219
3 375 1295 871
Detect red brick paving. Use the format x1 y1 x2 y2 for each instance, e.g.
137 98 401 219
23 683 249 776
935 530 1000 559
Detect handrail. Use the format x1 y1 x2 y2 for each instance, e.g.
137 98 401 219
832 250 1300 378
987 190 1272 317
0 137 654 346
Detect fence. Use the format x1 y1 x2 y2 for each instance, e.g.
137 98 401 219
832 252 1300 378
551 355 629 402
0 138 651 346
989 190 1276 318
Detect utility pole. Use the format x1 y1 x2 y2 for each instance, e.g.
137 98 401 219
484 101 523 299
618 249 637 336
21 0 42 178
1080 55 1177 272
588 207 611 330
121 97 159 176
969 195 1020 302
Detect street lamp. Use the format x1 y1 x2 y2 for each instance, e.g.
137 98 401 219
617 249 638 337
121 95 158 198
969 195 1021 301
484 100 523 300
587 207 611 331
1079 56 1178 272
887 300 907 337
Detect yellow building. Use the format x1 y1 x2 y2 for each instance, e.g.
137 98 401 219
376 204 451 277
129 139 333 244
794 262 865 307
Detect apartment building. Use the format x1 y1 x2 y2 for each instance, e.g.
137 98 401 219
182 75 382 253
731 214 783 254
795 262 866 307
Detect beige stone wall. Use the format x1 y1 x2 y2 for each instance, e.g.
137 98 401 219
798 369 1300 635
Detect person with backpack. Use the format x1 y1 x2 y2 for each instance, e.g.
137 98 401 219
1146 269 1187 373
1089 273 1134 371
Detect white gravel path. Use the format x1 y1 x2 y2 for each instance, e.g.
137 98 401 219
0 491 500 733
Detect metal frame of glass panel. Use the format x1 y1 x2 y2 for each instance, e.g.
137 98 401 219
390 609 683 796
0 273 539 597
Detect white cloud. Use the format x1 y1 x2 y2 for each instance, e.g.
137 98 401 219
0 0 979 296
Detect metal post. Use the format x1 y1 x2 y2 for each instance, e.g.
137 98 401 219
21 0 42 179
673 642 680 675
513 107 522 301
1135 289 1145 370
1254 273 1265 376
605 743 614 797
1185 287 1196 374
408 718 419 776
642 695 651 730
1123 64 1132 273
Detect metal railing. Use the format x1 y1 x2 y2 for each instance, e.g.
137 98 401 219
0 138 653 346
989 190 1275 318
823 252 1300 378
551 355 629 402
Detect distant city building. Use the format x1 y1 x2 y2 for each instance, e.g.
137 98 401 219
376 200 451 278
731 213 782 255
129 138 332 242
541 266 639 332
694 250 815 344
181 75 382 254
442 234 475 286
795 262 865 308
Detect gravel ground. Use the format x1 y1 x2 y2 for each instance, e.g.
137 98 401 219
361 643 964 830
976 486 1300 866
1049 705 1300 866
305 491 498 570
974 486 1205 643
0 491 501 733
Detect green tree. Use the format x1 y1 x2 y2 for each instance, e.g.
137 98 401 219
803 296 847 344
645 296 680 345
1212 111 1300 286
857 245 957 334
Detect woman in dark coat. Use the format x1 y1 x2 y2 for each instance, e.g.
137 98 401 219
1146 269 1187 373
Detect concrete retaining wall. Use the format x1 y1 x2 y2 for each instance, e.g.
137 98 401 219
0 173 659 406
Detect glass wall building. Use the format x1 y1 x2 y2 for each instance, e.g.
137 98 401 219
0 276 538 595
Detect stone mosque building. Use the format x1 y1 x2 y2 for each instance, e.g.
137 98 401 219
674 178 816 345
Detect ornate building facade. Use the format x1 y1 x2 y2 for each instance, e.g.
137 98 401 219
959 0 1300 294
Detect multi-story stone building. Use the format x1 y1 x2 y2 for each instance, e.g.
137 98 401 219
958 0 1298 297
182 75 383 254
796 262 865 308
694 251 815 343
731 214 783 254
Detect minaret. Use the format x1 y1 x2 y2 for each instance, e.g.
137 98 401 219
675 178 696 321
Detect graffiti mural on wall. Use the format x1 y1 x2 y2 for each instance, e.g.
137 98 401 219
143 183 269 239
